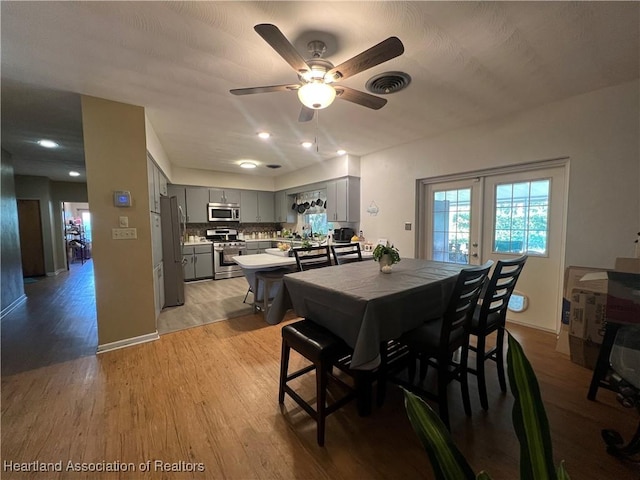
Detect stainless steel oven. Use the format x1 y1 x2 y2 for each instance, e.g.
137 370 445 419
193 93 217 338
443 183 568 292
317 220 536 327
208 203 240 223
206 228 246 279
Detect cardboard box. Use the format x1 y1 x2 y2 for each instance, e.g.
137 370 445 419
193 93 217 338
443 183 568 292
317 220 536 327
569 335 601 370
579 271 640 325
615 257 640 274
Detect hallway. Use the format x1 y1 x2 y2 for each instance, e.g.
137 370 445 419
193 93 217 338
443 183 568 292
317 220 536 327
1 260 97 376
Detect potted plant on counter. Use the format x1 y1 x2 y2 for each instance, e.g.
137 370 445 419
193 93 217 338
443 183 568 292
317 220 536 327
373 242 400 273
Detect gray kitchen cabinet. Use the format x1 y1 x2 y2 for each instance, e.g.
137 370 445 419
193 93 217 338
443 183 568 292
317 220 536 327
245 241 272 254
275 190 296 223
326 177 360 222
210 188 240 204
185 187 210 223
240 190 275 223
167 184 187 220
147 155 162 213
182 245 213 280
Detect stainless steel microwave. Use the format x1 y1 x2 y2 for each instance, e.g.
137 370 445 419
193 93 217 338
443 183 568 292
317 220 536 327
207 203 240 222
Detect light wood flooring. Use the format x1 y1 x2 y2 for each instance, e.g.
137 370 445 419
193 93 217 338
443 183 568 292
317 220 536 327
158 276 254 335
1 262 639 479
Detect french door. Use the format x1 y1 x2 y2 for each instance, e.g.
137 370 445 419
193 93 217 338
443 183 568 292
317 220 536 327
419 163 567 332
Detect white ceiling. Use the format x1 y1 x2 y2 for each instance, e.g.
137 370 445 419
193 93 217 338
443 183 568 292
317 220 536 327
2 1 638 182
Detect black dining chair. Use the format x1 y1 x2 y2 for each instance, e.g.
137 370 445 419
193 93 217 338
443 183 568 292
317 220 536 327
278 319 357 446
293 246 332 271
330 243 363 265
396 261 493 429
468 255 527 410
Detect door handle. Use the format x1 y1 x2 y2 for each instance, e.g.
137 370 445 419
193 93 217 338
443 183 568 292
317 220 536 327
472 253 478 258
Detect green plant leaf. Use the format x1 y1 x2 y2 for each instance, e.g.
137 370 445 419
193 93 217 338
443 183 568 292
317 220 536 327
476 472 494 480
507 331 557 480
403 388 476 480
556 461 571 480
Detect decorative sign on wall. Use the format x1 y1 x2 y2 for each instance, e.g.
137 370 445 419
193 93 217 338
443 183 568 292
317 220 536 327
367 201 379 216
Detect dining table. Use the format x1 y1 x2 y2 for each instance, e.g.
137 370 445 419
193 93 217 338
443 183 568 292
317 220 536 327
267 258 466 413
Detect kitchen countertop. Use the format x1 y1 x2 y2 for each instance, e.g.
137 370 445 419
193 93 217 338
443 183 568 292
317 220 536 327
182 240 213 246
232 253 297 269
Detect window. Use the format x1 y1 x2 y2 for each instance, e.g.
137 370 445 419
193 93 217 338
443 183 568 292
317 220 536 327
432 188 471 264
494 179 550 255
305 213 333 235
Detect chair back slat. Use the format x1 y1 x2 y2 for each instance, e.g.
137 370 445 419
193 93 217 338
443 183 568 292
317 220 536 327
477 255 528 327
440 261 493 351
293 246 332 271
330 243 363 265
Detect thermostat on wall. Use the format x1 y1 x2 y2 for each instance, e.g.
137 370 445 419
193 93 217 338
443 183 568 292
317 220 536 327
113 191 132 207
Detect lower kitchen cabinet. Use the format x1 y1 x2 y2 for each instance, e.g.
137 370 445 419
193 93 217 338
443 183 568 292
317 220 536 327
153 263 165 321
183 245 213 280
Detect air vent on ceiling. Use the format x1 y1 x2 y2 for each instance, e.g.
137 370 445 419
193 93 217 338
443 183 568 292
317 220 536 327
365 71 411 95
266 164 282 169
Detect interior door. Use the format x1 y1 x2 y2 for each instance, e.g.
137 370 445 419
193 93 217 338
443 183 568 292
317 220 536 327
17 199 46 276
481 167 566 331
425 179 482 265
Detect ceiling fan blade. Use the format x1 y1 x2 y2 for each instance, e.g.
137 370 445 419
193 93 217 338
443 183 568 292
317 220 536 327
254 24 310 74
230 84 300 95
327 37 404 81
298 106 315 122
335 86 387 110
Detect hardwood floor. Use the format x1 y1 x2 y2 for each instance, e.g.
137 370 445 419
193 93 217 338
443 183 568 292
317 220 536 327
158 276 254 334
1 264 638 479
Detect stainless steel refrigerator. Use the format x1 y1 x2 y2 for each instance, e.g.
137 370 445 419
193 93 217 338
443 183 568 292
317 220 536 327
160 195 185 306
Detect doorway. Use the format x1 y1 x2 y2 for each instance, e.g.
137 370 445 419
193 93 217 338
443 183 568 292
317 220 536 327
17 199 46 277
62 202 92 269
418 160 568 332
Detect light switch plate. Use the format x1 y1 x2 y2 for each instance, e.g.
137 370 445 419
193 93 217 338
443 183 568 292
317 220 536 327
119 216 129 227
112 228 137 240
404 222 412 231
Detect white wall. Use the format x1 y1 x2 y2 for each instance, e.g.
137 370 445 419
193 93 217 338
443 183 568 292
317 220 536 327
145 115 173 181
275 154 360 192
171 166 275 191
360 80 639 270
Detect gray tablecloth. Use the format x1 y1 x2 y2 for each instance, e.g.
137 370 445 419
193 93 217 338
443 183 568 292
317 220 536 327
267 258 465 370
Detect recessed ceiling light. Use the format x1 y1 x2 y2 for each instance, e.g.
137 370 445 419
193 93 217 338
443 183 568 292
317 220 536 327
337 149 346 155
301 141 313 149
257 132 271 139
37 139 58 148
240 161 257 169
69 171 80 177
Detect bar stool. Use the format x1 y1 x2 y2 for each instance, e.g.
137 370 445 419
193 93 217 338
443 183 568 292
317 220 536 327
279 319 356 446
253 267 291 318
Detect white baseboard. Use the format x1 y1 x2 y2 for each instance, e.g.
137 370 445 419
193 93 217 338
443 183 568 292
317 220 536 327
96 331 160 354
505 318 555 333
1 294 27 320
47 268 67 277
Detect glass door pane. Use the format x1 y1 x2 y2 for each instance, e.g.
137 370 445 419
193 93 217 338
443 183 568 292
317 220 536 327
426 179 481 265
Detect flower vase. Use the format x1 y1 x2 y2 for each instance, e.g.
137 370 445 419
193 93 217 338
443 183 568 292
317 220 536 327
379 254 393 273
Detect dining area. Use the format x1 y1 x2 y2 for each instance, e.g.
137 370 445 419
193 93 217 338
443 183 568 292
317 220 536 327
237 242 529 446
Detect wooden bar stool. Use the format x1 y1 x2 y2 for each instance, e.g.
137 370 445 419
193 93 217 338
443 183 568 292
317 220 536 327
279 319 356 446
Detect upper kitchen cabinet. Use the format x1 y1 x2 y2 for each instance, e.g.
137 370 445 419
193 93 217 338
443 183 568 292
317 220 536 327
166 184 187 218
275 190 296 224
326 177 360 223
147 155 167 213
185 187 210 223
209 188 241 205
240 190 275 223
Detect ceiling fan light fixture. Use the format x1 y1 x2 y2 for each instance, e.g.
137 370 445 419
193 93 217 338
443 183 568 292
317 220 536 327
297 82 336 110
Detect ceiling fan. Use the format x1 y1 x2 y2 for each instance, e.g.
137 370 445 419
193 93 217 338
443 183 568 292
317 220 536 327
230 24 404 122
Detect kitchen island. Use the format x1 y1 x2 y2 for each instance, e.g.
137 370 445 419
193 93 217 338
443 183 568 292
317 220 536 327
232 253 297 309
